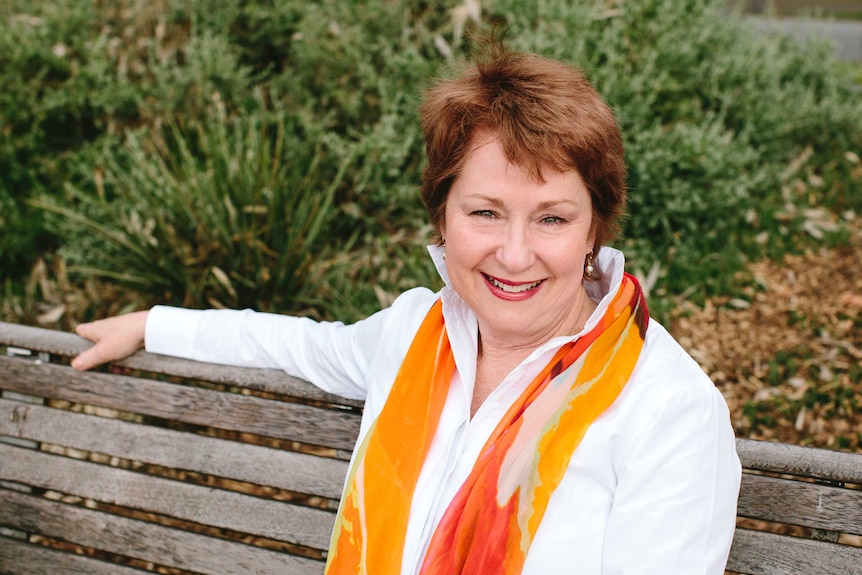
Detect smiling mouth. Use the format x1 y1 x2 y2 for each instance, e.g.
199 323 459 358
484 274 543 294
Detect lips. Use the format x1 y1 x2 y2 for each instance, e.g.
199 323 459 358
483 274 543 294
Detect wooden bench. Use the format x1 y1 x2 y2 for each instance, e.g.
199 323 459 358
1 320 860 575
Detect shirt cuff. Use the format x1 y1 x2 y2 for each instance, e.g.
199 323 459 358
145 305 204 359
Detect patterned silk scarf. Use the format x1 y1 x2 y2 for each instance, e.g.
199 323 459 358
325 273 648 575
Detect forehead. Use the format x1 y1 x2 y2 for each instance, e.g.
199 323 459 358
454 131 589 204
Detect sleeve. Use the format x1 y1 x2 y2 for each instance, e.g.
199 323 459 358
601 354 742 575
144 287 438 400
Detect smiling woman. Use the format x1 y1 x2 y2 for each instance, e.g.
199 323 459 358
69 45 741 575
442 132 598 398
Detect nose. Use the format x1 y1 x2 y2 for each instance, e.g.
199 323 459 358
494 223 535 273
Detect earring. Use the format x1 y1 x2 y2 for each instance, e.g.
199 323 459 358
584 249 598 281
441 238 446 260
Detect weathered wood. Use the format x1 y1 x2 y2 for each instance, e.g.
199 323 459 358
0 536 150 575
0 444 336 550
726 528 862 575
737 472 862 536
0 355 361 451
0 490 324 575
5 321 862 575
737 438 862 485
0 398 349 499
0 320 362 406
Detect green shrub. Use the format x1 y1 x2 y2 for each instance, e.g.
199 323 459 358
36 105 350 315
0 0 262 279
0 1 95 276
6 0 862 324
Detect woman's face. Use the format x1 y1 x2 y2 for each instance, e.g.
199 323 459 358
442 131 596 349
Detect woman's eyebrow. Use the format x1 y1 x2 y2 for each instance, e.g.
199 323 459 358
534 199 579 210
464 195 579 210
463 194 505 207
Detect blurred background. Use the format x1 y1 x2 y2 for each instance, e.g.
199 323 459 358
0 0 860 450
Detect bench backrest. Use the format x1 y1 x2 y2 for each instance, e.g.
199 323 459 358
728 440 862 575
1 321 861 575
1 321 360 574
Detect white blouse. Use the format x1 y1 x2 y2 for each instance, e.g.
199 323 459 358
145 246 741 575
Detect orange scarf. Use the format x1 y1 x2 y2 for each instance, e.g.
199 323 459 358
326 273 648 575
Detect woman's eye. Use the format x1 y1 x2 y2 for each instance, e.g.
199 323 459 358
471 210 496 218
541 215 566 225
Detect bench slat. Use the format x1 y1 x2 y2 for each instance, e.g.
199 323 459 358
0 320 361 406
0 398 348 500
738 473 862 536
726 528 862 575
0 443 335 550
0 536 150 575
0 489 324 575
0 355 361 451
737 438 862 485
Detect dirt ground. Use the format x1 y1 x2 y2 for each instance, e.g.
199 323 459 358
669 217 862 452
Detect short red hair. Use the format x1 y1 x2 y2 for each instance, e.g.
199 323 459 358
420 49 626 251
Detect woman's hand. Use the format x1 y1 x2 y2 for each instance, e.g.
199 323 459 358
71 310 150 371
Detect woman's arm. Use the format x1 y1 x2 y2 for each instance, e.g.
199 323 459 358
601 353 741 574
72 287 439 400
144 305 382 399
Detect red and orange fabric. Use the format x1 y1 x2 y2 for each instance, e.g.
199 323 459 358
326 273 648 575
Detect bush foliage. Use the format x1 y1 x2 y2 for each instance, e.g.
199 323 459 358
38 107 350 312
2 0 861 324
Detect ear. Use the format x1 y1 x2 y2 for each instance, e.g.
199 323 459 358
587 216 597 253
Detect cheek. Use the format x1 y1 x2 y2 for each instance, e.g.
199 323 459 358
446 238 473 269
543 238 589 275
442 212 475 246
445 236 489 285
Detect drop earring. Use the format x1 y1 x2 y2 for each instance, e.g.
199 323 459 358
584 249 598 281
442 238 446 261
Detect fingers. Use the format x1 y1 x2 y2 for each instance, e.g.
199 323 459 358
74 320 97 339
71 341 113 372
71 311 149 371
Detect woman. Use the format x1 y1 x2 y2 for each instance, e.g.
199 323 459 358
73 48 741 575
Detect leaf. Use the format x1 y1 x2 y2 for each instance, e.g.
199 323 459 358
37 304 66 324
211 266 238 301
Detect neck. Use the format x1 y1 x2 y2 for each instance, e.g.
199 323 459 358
471 294 597 417
478 294 597 358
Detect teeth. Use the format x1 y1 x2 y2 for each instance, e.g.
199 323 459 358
488 276 541 293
